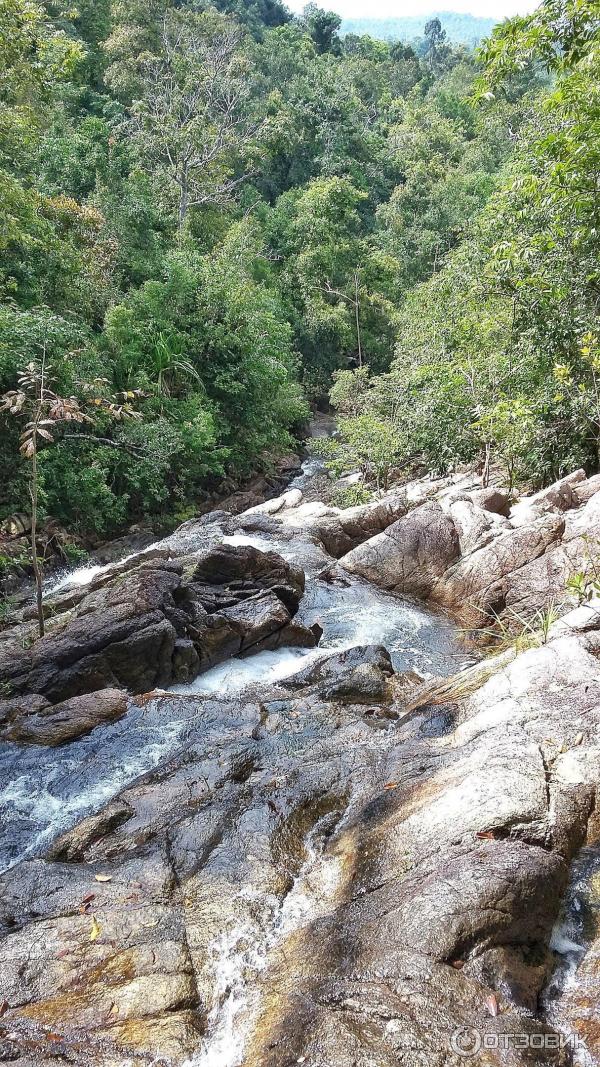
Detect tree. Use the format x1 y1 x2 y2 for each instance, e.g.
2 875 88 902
104 0 167 100
302 3 341 55
130 9 261 228
319 406 403 492
424 17 448 73
1 353 141 636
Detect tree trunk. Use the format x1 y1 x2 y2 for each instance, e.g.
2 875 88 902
354 271 363 369
179 169 189 230
30 441 45 638
482 441 491 488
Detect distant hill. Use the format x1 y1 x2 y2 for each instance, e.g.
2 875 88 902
340 12 498 47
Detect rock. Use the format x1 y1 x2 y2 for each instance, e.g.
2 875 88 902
242 494 288 517
282 488 303 509
509 470 587 526
3 688 128 746
285 644 394 703
573 472 600 505
338 502 460 598
265 619 322 650
172 639 201 684
0 561 183 701
221 590 292 651
2 611 599 1065
0 692 49 728
468 486 511 516
5 461 600 1065
315 467 591 633
92 528 158 566
432 511 565 626
0 545 311 704
446 498 498 556
285 494 409 558
46 797 134 862
191 543 305 612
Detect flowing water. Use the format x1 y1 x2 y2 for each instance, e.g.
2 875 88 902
544 845 600 1065
188 815 344 1067
6 450 594 1067
0 454 467 874
0 451 476 1066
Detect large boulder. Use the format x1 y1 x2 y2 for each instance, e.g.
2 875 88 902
190 542 305 613
0 545 315 708
2 688 128 746
338 501 460 598
310 495 408 557
285 644 394 703
432 511 565 626
509 469 586 527
468 485 511 516
445 497 507 556
0 560 183 702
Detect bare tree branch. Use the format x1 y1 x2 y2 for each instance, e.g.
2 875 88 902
62 434 147 457
128 9 263 227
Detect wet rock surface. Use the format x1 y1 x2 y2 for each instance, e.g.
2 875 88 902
1 688 128 746
0 546 314 708
2 459 600 1065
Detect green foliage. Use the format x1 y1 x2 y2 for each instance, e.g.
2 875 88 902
333 483 373 508
0 0 573 546
302 4 342 55
566 536 600 603
343 0 600 492
474 602 560 656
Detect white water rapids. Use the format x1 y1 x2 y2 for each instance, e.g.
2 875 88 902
0 455 467 873
188 816 344 1067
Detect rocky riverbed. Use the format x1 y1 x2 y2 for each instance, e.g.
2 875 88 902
1 457 600 1066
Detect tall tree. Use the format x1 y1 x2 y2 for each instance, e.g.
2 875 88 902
130 8 261 228
302 3 342 54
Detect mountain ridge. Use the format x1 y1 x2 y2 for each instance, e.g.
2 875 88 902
340 11 498 45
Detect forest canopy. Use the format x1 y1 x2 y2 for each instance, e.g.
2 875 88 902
0 0 597 541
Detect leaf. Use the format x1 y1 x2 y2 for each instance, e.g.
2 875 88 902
0 1000 8 1017
89 916 102 941
81 892 96 904
384 781 399 790
476 830 496 840
94 874 112 882
485 993 499 1017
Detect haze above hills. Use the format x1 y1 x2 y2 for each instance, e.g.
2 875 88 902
340 11 499 45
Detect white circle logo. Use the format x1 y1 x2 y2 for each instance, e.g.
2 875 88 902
450 1028 482 1057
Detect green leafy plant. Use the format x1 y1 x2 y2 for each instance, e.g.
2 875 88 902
1 351 142 637
566 537 600 604
333 483 373 508
61 543 89 566
469 602 561 655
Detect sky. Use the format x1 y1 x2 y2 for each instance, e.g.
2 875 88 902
286 0 538 17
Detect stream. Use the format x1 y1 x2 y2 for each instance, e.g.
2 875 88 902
0 455 467 874
2 450 592 1067
544 845 600 1065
